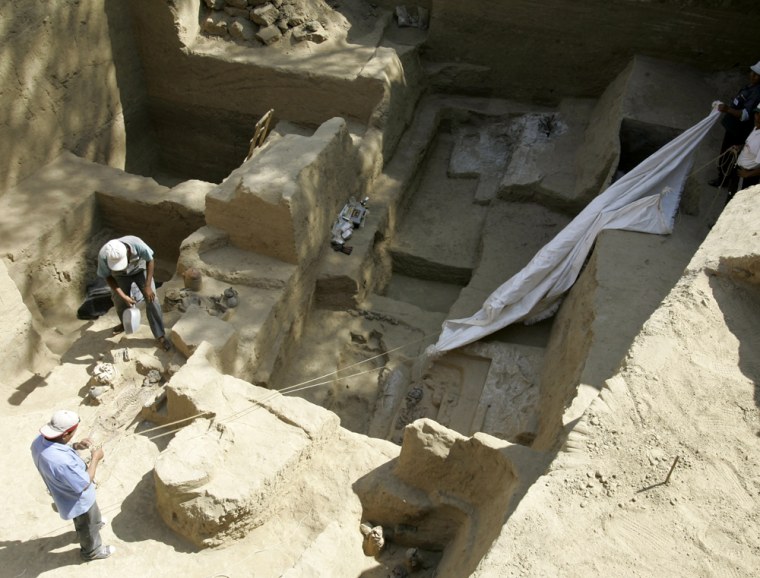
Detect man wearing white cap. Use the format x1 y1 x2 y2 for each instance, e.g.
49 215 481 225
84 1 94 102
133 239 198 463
97 235 170 351
711 60 760 187
30 410 115 561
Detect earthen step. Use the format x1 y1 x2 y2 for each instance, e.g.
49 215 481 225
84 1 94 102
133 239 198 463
154 358 340 548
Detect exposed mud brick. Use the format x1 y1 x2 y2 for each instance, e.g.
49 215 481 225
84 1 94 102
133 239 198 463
292 21 328 43
256 23 282 45
229 17 256 41
154 367 341 547
250 3 280 26
224 6 250 18
205 118 358 266
280 4 306 26
202 12 230 36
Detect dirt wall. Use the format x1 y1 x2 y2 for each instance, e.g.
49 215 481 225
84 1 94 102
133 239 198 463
423 0 760 104
127 0 391 182
4 0 757 198
0 0 154 197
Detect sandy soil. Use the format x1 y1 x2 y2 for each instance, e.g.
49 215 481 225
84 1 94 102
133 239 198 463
472 187 760 577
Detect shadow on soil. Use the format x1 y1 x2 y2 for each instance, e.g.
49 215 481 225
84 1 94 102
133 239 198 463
709 270 760 414
112 471 196 553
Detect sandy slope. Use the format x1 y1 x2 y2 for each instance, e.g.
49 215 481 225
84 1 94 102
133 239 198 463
472 186 760 577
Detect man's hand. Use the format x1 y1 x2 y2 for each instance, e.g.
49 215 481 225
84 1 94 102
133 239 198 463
119 291 136 307
737 167 758 178
143 285 156 302
717 104 740 118
107 276 134 306
87 446 105 483
73 438 93 451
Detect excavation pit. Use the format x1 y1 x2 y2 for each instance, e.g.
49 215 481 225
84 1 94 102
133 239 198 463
0 70 724 577
3 1 760 576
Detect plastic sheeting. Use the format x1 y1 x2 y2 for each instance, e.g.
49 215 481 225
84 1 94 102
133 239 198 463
430 107 721 355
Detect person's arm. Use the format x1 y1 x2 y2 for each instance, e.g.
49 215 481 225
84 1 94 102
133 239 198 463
131 238 157 302
718 103 747 121
737 136 760 178
718 94 753 121
106 275 136 306
718 103 737 116
144 259 156 302
737 166 760 178
87 447 104 483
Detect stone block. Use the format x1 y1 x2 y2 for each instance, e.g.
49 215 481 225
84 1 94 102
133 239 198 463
154 368 341 547
250 3 279 27
170 304 237 363
202 13 230 37
292 21 328 44
224 6 250 18
256 23 282 45
279 4 305 27
205 118 359 266
229 17 256 41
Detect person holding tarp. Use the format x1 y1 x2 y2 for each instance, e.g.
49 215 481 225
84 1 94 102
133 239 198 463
710 60 760 188
725 104 760 203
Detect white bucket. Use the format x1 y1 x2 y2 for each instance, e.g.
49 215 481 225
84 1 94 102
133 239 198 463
122 305 141 334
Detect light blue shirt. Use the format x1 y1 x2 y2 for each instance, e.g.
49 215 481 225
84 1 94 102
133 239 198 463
96 235 154 278
30 435 96 520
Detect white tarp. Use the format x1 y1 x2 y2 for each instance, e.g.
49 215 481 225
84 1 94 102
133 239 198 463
430 107 721 355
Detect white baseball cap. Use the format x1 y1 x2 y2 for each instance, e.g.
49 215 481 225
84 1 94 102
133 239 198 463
751 61 760 75
40 410 80 439
103 240 128 271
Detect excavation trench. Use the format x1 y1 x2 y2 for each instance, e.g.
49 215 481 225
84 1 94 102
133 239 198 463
1 2 730 575
274 110 567 450
2 88 714 576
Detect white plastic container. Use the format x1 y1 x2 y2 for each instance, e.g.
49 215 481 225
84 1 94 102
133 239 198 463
122 305 141 334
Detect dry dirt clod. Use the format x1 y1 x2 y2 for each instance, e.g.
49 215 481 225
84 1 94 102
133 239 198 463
360 522 385 556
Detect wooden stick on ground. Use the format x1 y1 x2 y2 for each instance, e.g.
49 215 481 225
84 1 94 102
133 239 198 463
664 455 680 484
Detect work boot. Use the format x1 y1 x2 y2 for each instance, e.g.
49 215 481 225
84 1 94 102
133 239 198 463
82 545 116 561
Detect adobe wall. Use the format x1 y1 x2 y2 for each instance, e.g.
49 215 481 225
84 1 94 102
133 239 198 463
126 0 401 183
3 0 757 200
423 0 759 103
0 260 55 380
206 118 361 266
0 0 154 197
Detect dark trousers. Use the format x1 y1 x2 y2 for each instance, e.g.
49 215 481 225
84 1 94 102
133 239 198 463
717 131 743 182
73 501 104 560
726 171 760 204
112 269 165 339
717 115 753 181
